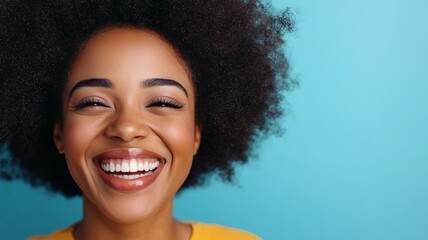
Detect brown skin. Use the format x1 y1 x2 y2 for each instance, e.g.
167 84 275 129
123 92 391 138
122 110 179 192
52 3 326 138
54 27 201 240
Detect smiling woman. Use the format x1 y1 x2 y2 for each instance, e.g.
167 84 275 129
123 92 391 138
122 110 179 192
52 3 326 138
51 29 202 238
0 0 294 239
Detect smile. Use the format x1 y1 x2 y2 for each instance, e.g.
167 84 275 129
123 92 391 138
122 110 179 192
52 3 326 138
100 158 161 179
93 148 166 191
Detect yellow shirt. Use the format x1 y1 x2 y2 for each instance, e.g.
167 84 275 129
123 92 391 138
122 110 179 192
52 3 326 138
28 222 261 240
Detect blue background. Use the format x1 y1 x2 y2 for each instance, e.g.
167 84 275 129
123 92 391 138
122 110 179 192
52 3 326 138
1 0 428 239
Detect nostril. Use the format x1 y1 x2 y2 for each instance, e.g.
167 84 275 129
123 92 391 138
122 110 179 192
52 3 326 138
112 136 123 141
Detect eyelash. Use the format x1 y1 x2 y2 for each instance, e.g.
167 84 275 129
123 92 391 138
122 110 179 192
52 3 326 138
73 98 109 110
72 97 183 110
146 97 183 109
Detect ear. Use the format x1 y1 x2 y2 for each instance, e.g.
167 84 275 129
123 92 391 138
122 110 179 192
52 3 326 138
53 120 65 154
193 122 202 155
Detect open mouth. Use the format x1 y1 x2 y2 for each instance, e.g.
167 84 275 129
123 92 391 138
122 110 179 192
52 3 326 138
93 148 166 191
99 158 161 180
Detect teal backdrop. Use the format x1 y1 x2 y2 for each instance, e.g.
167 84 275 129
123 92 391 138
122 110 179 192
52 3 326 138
1 0 428 239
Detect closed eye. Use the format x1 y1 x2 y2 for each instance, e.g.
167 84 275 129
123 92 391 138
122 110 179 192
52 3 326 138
146 97 183 109
73 98 110 110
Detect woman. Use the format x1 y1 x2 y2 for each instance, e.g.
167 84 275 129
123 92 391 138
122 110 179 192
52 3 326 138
0 0 294 239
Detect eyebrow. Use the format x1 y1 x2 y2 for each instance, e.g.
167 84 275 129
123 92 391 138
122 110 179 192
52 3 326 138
69 77 188 98
69 78 113 98
141 78 188 96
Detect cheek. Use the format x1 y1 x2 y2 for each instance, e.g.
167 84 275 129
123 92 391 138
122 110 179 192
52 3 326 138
61 116 103 168
156 118 195 190
156 117 196 161
61 115 108 191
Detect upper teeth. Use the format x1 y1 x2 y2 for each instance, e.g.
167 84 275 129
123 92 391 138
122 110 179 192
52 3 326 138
100 158 160 173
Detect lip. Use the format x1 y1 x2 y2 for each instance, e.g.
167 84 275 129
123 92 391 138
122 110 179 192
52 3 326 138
93 148 166 192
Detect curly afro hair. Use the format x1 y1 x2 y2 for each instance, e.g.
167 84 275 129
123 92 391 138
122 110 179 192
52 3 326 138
0 0 295 197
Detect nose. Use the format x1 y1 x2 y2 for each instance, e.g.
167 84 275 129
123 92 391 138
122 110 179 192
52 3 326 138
105 108 150 142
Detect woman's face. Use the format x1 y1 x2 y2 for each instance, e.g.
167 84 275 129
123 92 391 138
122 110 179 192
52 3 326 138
54 27 201 223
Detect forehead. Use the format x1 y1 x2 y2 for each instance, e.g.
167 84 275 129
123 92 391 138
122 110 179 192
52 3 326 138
67 27 192 89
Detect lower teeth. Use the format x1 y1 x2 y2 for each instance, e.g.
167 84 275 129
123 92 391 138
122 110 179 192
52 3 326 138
103 166 159 180
110 171 153 180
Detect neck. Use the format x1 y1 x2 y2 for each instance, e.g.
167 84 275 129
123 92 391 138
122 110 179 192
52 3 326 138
74 196 191 240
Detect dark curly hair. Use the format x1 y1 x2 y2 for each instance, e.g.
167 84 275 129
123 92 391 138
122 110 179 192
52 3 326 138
0 0 295 197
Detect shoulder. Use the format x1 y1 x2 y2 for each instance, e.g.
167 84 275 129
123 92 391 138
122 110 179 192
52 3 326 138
27 222 261 240
27 224 75 240
189 222 261 240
